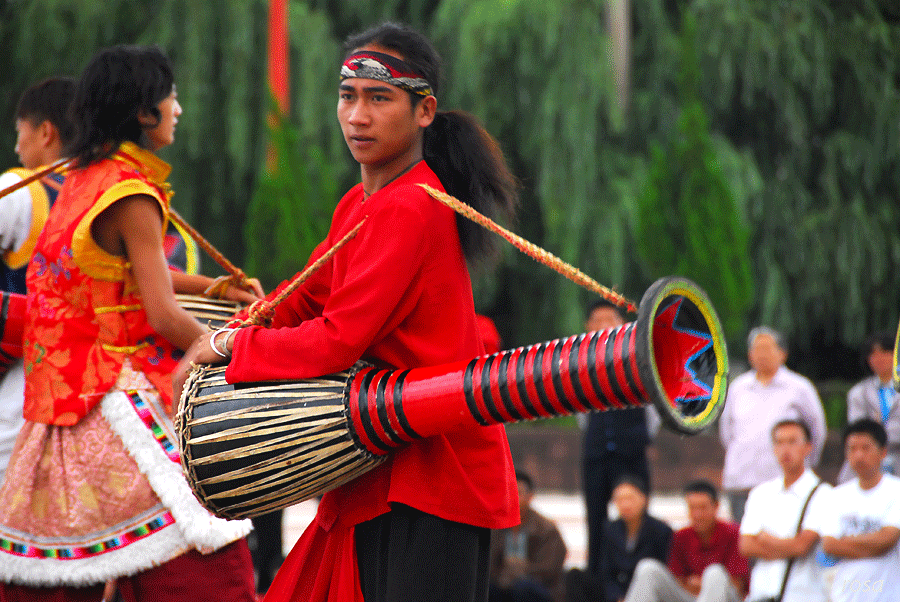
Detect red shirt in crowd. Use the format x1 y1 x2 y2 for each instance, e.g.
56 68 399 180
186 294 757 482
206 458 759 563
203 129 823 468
667 519 749 594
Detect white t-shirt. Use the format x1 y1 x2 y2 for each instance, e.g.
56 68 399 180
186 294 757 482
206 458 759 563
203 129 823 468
740 469 832 602
0 171 36 254
821 474 900 602
0 169 34 486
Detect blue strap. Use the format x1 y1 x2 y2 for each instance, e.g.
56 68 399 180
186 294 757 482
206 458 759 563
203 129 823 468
878 385 893 425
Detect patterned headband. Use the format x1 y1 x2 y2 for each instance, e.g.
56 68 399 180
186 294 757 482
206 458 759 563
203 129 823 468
340 50 434 97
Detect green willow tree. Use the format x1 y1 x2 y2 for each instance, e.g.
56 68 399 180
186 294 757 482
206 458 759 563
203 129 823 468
634 14 755 338
1 0 899 378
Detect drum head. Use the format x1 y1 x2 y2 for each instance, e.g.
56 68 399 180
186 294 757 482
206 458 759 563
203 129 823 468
634 277 729 435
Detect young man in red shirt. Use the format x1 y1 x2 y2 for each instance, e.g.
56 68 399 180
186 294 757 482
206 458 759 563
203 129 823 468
623 480 748 602
176 21 521 602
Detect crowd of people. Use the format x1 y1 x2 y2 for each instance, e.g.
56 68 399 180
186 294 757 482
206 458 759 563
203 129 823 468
488 322 900 602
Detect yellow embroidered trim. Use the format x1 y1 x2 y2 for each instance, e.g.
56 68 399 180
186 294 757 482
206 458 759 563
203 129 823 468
101 342 149 354
4 168 50 269
95 304 143 314
72 179 167 281
115 141 172 186
170 217 200 275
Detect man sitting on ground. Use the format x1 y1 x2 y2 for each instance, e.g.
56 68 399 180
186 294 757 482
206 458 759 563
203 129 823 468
822 418 900 601
623 480 748 602
739 418 831 602
490 470 568 602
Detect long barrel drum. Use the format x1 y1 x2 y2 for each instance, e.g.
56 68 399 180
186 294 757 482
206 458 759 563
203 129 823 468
177 277 729 520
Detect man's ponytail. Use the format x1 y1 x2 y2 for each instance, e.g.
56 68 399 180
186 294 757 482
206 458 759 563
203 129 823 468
424 111 519 265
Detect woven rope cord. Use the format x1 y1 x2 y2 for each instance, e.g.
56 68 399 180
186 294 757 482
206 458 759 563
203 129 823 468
417 184 637 312
230 217 367 328
167 209 250 290
0 157 73 201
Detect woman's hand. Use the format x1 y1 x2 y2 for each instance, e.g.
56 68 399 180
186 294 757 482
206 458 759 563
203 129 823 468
172 328 234 402
225 277 264 304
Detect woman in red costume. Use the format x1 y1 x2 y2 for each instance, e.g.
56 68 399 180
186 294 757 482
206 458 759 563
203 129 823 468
0 46 257 602
175 22 521 602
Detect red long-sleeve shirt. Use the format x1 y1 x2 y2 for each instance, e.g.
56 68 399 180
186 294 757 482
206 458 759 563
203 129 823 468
229 162 518 602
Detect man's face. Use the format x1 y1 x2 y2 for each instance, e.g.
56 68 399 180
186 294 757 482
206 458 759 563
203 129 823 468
748 333 787 375
586 307 624 332
337 46 432 171
867 343 894 382
772 423 811 475
14 117 45 170
685 491 718 535
846 432 887 480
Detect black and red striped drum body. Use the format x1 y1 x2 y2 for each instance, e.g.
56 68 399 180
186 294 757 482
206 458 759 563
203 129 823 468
179 276 728 519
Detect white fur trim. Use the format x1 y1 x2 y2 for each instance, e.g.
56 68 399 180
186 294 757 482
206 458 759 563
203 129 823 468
0 520 189 587
100 389 252 551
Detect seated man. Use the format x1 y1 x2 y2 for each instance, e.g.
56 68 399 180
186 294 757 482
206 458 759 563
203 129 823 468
490 470 568 602
739 419 832 602
822 418 900 601
623 480 748 602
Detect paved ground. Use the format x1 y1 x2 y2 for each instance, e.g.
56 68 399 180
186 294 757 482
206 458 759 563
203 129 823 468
283 492 732 569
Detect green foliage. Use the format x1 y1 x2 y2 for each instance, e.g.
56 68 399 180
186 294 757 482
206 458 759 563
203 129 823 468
1 0 898 380
634 14 754 337
244 108 338 290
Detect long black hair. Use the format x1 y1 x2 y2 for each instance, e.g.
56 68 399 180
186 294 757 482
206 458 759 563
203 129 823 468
67 45 174 167
343 23 519 265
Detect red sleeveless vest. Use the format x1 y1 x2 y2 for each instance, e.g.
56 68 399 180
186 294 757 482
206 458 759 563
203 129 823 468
24 143 181 425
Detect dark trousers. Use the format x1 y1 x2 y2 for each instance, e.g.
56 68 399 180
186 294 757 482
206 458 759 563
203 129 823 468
489 578 554 602
582 454 650 575
355 504 491 602
249 509 284 594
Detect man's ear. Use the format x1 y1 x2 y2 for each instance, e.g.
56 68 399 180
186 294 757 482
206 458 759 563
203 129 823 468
38 120 55 147
416 95 437 129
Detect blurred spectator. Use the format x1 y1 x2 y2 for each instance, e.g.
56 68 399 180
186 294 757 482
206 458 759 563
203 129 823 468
599 475 672 602
623 480 748 602
0 77 75 486
490 470 568 602
739 419 832 602
719 326 826 523
564 474 672 602
821 418 900 602
581 299 660 576
838 331 900 483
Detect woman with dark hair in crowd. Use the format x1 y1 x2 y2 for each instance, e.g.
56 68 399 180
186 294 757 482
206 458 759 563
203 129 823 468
174 21 520 602
566 475 672 602
0 45 256 602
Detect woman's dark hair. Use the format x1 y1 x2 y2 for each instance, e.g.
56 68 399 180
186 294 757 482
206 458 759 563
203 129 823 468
15 77 77 147
68 45 174 166
612 473 649 498
343 22 519 265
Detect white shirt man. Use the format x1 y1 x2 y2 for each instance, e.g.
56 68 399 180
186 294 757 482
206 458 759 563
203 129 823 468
822 419 900 602
739 419 832 602
719 327 826 523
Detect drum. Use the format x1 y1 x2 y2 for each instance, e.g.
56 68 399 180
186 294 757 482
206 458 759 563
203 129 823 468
178 365 385 519
176 294 243 330
178 276 729 519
